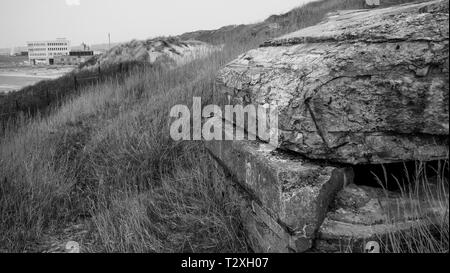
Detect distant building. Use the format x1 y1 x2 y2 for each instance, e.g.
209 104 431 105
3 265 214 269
54 50 94 65
70 50 94 57
27 38 71 65
7 47 28 57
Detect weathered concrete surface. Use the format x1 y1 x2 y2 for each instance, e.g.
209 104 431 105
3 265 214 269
207 160 298 252
216 0 449 164
314 183 449 252
204 122 353 251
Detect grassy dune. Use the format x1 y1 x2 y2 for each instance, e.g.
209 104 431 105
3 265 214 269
0 47 250 252
0 0 445 253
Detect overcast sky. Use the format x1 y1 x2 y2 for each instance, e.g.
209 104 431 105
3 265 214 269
0 0 315 48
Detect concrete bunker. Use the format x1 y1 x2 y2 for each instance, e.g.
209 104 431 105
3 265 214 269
205 0 449 253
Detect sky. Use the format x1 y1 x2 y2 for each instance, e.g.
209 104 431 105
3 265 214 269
0 0 315 49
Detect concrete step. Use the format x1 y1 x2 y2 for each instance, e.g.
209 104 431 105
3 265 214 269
205 135 353 252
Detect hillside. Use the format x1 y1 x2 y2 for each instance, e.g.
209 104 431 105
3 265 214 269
0 0 447 253
179 0 424 45
80 38 218 70
0 38 218 125
1 0 423 126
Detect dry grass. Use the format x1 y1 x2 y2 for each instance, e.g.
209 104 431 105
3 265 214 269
87 144 247 253
0 46 249 252
373 161 449 253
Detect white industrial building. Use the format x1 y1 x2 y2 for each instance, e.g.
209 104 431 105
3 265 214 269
27 38 71 65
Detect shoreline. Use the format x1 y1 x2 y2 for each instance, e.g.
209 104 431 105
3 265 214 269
0 65 75 93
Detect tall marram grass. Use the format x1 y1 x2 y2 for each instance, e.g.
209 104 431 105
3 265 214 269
0 46 248 252
373 161 449 253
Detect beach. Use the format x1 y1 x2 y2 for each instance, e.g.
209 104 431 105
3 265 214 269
0 66 74 93
0 55 75 93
